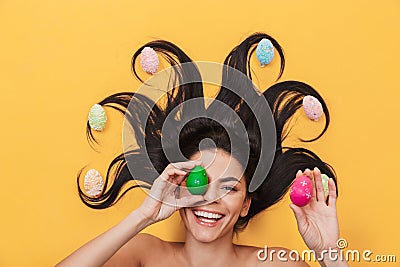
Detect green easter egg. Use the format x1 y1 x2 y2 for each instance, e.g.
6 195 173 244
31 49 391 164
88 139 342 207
321 174 329 198
186 165 208 195
88 104 107 131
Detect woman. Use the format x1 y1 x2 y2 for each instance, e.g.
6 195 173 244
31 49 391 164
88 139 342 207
57 33 348 266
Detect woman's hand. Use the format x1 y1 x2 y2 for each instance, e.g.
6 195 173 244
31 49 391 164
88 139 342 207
56 161 206 267
290 167 343 260
137 161 206 225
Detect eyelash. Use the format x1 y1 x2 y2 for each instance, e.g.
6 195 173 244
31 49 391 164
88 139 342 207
222 186 237 192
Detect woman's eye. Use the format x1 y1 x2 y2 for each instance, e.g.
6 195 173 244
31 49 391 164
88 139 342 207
222 186 237 191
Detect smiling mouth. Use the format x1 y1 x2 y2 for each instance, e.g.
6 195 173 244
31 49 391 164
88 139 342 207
192 210 225 225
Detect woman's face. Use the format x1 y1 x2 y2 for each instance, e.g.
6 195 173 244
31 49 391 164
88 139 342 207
179 149 251 243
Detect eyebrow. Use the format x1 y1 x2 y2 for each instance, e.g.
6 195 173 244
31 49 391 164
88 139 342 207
219 177 241 183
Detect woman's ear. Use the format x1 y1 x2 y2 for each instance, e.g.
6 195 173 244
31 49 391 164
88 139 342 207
240 196 251 217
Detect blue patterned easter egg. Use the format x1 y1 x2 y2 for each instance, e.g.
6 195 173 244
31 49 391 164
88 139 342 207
256 39 274 67
88 104 107 131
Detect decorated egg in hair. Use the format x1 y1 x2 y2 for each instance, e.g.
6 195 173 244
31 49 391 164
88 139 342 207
88 104 107 131
140 47 159 74
256 38 274 67
84 169 104 197
302 95 323 121
290 175 313 207
186 165 208 195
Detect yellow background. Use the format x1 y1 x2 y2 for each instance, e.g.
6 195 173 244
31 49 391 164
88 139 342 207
1 0 399 266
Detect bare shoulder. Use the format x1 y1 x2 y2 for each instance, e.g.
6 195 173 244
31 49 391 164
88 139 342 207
234 244 310 267
103 233 166 267
125 232 166 253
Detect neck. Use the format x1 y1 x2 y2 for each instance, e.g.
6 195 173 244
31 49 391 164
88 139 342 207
181 230 238 267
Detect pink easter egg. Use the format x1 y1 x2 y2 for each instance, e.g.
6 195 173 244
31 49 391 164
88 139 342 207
140 47 159 74
290 175 313 207
302 95 323 121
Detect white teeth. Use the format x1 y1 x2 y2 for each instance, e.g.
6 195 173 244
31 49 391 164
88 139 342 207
199 218 216 223
194 210 223 219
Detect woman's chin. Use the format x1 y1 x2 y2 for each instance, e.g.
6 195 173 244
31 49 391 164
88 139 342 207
191 231 219 243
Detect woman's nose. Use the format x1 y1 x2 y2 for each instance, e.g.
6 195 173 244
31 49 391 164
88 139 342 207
203 182 221 203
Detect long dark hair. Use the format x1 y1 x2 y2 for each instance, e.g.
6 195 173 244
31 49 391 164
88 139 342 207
79 32 337 232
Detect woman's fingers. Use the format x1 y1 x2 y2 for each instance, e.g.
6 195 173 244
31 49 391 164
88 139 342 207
297 167 336 206
304 168 313 178
151 160 204 204
165 167 187 178
289 203 307 233
328 178 337 207
304 168 317 202
170 161 202 185
176 195 206 208
170 160 202 172
164 168 188 185
159 160 202 183
160 165 185 181
313 167 325 202
175 184 193 198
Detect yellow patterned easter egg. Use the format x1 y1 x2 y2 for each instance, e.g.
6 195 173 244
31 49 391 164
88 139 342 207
84 169 104 197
